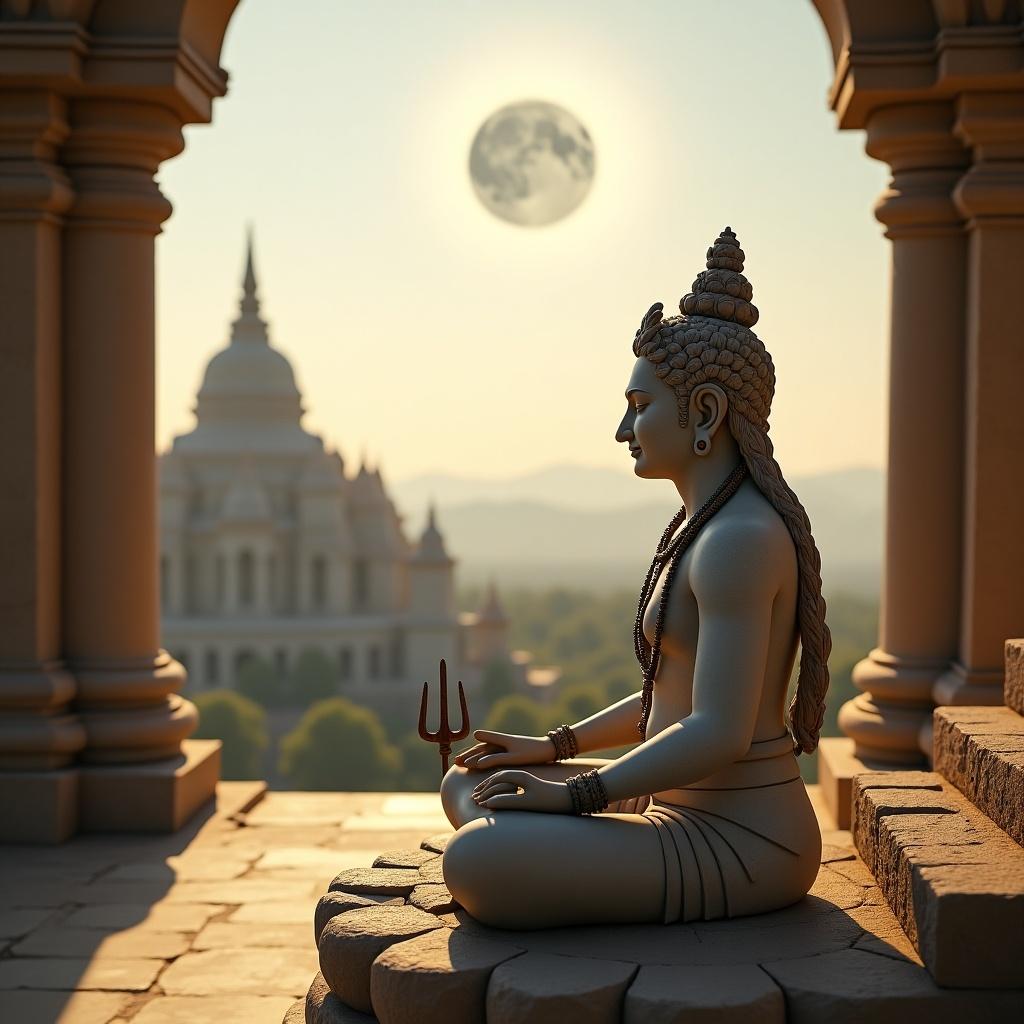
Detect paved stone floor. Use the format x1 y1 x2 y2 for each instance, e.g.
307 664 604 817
7 782 1004 1024
0 783 453 1024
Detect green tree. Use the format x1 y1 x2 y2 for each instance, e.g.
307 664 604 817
480 655 517 706
483 694 545 737
397 731 445 792
291 647 337 705
193 690 268 780
554 684 605 726
279 697 400 790
237 654 286 707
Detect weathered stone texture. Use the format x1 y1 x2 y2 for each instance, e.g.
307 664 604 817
1005 639 1024 715
328 868 423 898
486 952 637 1024
370 927 523 1023
133 995 296 1024
159 947 317 997
372 848 438 869
317 904 443 1013
933 705 1024 846
305 972 378 1024
765 948 1024 1023
314 891 385 944
853 771 1024 988
420 833 450 854
623 963 784 1022
408 883 457 915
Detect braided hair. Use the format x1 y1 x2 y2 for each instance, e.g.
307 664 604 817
631 227 831 755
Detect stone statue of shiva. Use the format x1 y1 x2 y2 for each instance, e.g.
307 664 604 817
440 227 832 930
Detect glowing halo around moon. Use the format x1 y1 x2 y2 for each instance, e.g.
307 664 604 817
469 100 595 227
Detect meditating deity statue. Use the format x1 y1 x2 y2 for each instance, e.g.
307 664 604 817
440 228 832 929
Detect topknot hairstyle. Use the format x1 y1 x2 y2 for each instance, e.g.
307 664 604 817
632 227 832 755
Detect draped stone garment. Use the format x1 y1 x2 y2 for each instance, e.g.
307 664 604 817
617 733 821 923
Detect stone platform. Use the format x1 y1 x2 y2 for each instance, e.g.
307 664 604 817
304 786 1024 1023
0 785 452 1024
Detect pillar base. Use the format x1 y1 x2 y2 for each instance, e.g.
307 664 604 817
79 738 220 833
0 767 78 843
933 660 1004 707
817 736 903 830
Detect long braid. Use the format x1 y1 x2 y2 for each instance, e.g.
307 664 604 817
631 226 832 755
730 412 831 753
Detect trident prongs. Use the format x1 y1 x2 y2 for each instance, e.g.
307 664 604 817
418 659 471 778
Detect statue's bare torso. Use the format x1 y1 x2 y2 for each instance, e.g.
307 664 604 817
643 478 799 800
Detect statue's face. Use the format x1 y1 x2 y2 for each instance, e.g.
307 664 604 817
615 357 687 479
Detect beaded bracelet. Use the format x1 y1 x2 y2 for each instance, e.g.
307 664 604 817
565 769 609 815
546 724 579 761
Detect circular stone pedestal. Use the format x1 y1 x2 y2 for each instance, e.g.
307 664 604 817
300 833 968 1024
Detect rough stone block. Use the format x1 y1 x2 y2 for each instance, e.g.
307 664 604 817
420 833 450 854
370 926 523 1023
318 904 443 1013
1005 639 1024 715
408 884 457 915
314 891 384 944
933 705 1024 846
372 848 437 869
328 867 423 898
417 858 445 884
765 948 1024 1023
853 770 1024 987
623 963 785 1023
486 952 637 1024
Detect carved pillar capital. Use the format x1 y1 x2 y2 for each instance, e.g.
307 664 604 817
867 103 970 238
953 92 1024 225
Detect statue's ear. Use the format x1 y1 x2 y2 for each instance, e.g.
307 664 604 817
689 383 729 438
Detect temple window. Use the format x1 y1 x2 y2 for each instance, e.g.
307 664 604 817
339 646 353 681
205 649 219 686
353 558 370 610
238 549 255 607
368 645 381 680
312 555 328 610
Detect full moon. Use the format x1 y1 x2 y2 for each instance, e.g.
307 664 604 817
469 100 595 227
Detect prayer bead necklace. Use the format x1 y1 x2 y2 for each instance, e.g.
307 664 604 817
633 462 749 739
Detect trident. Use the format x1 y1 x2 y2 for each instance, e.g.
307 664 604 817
418 659 470 777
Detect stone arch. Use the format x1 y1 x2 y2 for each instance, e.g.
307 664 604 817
2 0 1023 842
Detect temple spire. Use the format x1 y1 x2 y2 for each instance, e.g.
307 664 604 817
231 224 269 345
241 224 260 316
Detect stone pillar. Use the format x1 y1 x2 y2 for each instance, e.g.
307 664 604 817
839 104 969 764
0 89 85 841
61 99 217 827
819 104 970 823
934 93 1024 709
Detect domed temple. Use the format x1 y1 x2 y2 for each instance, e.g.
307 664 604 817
159 236 509 699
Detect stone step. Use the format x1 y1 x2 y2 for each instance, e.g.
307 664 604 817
1005 638 1024 715
933 705 1024 847
852 770 1024 989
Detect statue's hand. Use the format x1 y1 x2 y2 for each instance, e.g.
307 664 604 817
471 770 574 814
453 730 555 771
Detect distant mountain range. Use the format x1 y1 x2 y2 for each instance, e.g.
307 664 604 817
390 465 884 596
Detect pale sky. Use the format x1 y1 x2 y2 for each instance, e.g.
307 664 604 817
156 0 890 483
